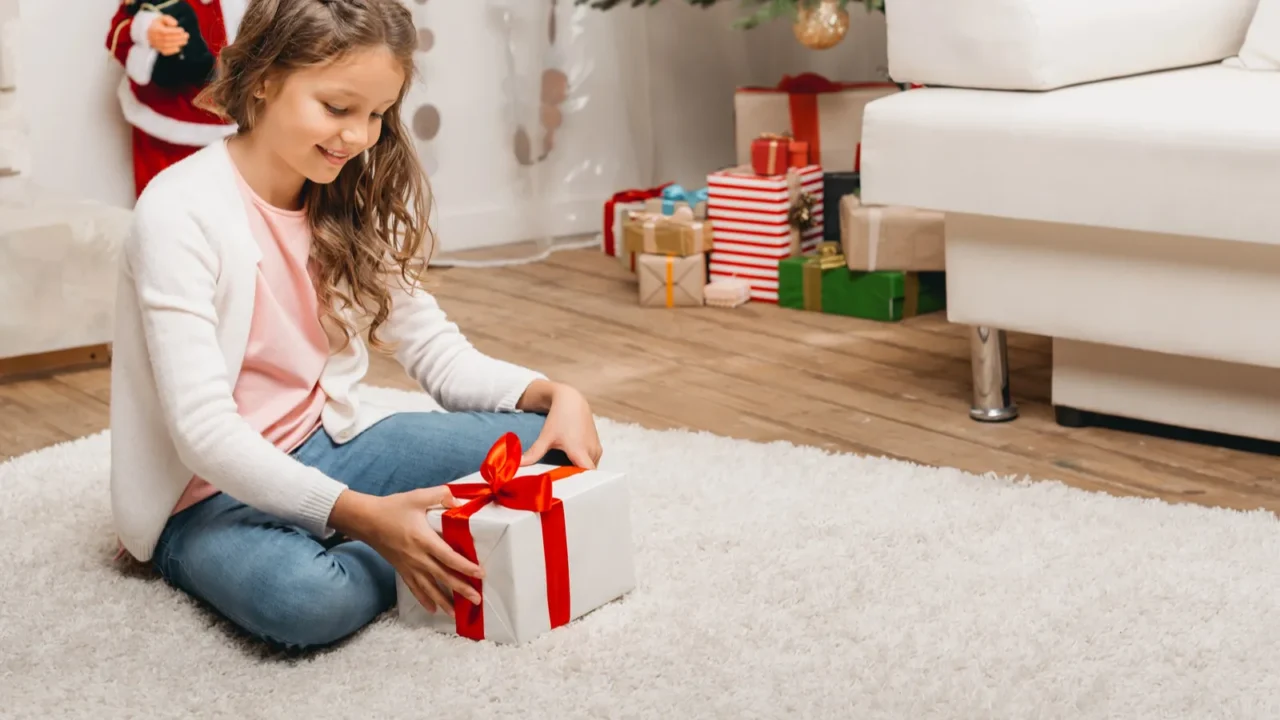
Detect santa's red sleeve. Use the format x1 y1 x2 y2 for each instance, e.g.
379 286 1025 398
106 3 163 86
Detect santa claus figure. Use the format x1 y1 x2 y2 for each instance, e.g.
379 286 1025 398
106 0 244 197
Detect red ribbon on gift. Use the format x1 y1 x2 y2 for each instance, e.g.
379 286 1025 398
603 184 672 257
439 432 586 641
740 73 900 173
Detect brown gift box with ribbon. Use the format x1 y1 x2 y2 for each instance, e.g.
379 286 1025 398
735 73 900 172
622 205 714 257
839 194 946 272
637 253 706 308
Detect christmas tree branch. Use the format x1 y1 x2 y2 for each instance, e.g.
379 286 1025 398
573 0 886 23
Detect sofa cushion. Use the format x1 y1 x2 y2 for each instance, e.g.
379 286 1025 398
861 65 1280 246
885 0 1259 91
1226 0 1280 70
0 186 131 358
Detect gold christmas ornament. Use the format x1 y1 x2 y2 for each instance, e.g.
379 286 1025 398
793 0 849 50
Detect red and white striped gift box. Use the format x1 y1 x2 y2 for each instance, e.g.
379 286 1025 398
706 165 825 303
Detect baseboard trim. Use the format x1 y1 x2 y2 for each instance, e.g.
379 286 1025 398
0 343 112 383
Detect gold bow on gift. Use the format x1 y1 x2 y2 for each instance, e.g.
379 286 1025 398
778 169 817 256
789 192 816 232
802 242 846 312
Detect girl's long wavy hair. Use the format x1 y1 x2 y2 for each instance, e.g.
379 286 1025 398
197 0 431 350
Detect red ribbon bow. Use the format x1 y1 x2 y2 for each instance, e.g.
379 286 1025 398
439 432 585 640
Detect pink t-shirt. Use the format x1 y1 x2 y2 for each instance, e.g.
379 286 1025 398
170 166 331 516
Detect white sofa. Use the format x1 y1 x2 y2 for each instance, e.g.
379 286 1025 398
860 0 1280 443
0 11 130 369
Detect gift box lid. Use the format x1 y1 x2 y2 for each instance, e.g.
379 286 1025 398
708 164 823 192
426 463 624 537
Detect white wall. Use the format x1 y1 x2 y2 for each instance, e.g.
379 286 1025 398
620 2 890 190
13 0 889 247
405 0 653 252
18 0 134 208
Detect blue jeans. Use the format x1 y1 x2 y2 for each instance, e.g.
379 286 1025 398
151 411 561 650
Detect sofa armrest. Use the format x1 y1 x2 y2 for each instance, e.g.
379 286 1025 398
886 0 1260 91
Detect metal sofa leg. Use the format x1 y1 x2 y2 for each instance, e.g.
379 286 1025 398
968 325 1018 422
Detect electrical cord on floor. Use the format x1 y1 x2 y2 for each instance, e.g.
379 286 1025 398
427 234 603 269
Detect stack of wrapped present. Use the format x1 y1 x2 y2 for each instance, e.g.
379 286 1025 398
705 133 825 303
718 72 947 322
733 72 900 174
601 183 754 308
601 183 670 274
623 185 715 307
777 194 947 322
734 72 900 245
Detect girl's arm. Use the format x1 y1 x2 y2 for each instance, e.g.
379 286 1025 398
381 280 547 413
381 276 604 469
126 196 349 539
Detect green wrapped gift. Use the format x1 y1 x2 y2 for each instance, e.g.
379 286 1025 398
778 242 946 321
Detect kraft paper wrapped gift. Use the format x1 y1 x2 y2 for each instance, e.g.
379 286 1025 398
840 195 946 272
637 253 706 307
734 73 900 172
396 433 635 645
623 208 714 257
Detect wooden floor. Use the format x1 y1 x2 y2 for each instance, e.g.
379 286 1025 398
3 248 1278 515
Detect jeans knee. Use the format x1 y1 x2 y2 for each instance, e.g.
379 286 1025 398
238 559 381 650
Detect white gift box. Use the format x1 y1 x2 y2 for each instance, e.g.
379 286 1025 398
396 458 635 645
733 80 900 172
608 198 646 273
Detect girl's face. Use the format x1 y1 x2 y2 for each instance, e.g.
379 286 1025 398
256 45 405 185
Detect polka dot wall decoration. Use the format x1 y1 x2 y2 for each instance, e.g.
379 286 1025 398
412 29 439 144
513 0 570 166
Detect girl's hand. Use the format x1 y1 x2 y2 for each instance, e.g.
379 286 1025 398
519 382 603 469
329 487 483 617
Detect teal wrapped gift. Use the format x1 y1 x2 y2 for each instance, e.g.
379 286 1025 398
661 184 709 216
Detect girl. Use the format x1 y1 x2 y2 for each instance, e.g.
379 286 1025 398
110 0 602 650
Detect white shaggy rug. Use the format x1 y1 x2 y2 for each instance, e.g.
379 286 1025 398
4 386 1280 718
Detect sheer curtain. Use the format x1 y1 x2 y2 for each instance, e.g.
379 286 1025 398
405 0 889 266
